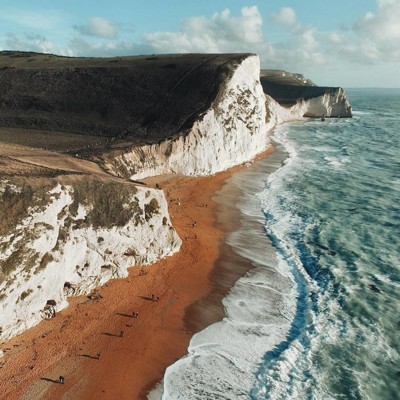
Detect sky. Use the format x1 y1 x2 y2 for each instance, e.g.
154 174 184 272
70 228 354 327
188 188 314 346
0 0 399 87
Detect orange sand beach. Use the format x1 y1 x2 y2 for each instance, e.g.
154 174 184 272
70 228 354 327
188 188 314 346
0 147 273 400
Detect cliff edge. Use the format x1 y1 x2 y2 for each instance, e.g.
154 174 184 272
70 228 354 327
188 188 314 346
102 54 268 179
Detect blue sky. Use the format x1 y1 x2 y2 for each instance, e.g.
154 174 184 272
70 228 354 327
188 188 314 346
0 0 399 87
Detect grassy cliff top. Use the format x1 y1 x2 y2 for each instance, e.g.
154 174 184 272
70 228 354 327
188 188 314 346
0 52 252 153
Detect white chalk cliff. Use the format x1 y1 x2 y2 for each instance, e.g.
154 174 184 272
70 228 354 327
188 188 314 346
103 56 268 180
303 87 351 118
103 56 351 181
0 181 180 341
0 54 352 342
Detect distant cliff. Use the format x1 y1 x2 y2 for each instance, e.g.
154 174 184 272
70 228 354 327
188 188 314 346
261 69 352 118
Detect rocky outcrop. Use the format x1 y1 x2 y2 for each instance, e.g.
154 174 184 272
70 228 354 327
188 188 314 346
302 87 352 117
0 177 181 341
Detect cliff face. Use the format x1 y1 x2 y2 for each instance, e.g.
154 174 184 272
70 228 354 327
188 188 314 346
102 58 352 181
0 177 181 341
102 56 268 180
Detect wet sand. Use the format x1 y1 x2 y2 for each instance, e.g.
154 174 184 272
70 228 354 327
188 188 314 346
0 148 273 400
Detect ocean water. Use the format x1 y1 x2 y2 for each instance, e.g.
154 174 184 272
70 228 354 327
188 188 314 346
155 89 400 399
253 89 400 399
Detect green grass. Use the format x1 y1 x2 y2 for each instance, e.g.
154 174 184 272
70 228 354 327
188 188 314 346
38 252 54 271
0 176 147 283
144 197 160 221
69 178 140 228
20 289 33 300
0 182 34 236
0 178 57 236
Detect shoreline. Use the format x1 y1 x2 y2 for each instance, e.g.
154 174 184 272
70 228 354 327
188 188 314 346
0 147 273 400
156 142 291 398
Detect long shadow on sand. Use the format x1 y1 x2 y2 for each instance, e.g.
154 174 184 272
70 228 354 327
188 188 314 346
138 296 158 302
40 377 62 384
116 312 135 318
79 354 99 360
101 332 122 337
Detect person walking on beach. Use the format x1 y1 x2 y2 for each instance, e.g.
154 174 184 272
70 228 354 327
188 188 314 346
59 376 65 384
96 352 101 360
119 330 124 337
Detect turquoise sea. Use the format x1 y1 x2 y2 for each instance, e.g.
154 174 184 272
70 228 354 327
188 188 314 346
253 89 400 399
158 89 400 399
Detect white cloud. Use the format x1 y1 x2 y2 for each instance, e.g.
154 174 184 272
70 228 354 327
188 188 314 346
140 1 400 76
140 5 326 72
328 32 344 44
357 1 400 41
271 7 297 26
143 6 263 53
66 36 138 57
377 0 396 8
260 27 325 71
4 32 54 54
0 9 64 31
74 17 118 39
1 1 399 87
328 0 400 63
139 5 328 75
